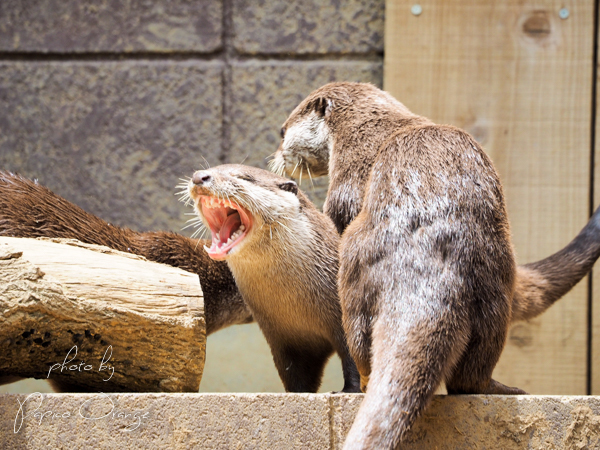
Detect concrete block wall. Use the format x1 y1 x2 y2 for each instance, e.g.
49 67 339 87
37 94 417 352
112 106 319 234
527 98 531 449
0 0 383 231
0 0 383 394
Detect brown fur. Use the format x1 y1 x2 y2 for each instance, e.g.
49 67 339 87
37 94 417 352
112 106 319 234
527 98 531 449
188 164 360 393
512 210 600 320
0 171 253 336
273 82 600 449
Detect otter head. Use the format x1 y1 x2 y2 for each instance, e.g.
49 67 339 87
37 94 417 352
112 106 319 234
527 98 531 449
269 95 337 180
186 164 300 261
270 82 413 183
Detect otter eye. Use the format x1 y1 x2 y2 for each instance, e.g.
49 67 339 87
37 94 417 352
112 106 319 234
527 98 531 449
280 127 286 139
278 181 298 195
238 174 256 183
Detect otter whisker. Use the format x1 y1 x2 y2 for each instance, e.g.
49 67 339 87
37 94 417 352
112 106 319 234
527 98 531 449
189 218 210 239
224 192 233 207
176 191 193 206
291 159 301 178
306 164 315 190
200 155 211 170
275 222 303 247
266 156 277 171
181 218 203 230
183 218 208 238
267 153 286 177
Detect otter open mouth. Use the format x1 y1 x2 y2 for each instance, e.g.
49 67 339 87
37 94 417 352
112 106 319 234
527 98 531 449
200 196 252 260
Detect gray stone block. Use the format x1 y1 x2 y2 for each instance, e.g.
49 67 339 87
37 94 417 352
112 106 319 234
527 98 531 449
0 0 222 53
0 61 223 233
227 60 382 209
233 0 384 54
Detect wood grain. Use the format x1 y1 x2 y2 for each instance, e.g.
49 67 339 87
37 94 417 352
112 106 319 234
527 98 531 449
0 237 205 392
594 4 600 394
385 0 593 393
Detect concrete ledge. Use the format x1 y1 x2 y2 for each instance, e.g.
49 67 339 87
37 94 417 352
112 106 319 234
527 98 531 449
1 394 599 449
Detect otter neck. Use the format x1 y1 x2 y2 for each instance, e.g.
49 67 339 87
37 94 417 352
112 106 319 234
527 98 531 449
227 221 335 329
226 217 312 299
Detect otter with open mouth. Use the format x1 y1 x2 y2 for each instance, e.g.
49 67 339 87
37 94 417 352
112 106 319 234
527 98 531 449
187 164 360 393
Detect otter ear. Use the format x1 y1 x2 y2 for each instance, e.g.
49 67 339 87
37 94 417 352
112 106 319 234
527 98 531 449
278 180 298 195
312 97 333 118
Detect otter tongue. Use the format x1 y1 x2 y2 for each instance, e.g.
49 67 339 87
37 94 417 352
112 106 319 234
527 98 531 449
220 212 241 243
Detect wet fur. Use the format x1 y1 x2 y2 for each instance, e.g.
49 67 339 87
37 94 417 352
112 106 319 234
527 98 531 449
274 82 600 448
188 164 360 393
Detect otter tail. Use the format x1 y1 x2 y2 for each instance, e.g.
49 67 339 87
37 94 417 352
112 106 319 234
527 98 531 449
342 271 470 449
512 204 600 322
0 171 138 251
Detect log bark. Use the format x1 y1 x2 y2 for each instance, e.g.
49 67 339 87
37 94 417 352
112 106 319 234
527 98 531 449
0 237 205 392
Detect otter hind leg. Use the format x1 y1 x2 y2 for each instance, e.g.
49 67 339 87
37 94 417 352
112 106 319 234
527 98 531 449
445 303 526 395
271 341 333 393
482 379 528 395
341 296 374 393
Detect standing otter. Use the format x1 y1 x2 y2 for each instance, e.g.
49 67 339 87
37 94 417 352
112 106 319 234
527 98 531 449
186 164 360 393
271 82 600 448
0 170 253 336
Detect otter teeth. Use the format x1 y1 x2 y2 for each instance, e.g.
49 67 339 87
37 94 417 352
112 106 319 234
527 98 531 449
204 197 228 209
229 229 244 241
209 227 245 252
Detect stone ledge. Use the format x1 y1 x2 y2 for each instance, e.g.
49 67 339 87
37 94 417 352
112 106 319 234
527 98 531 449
1 394 598 449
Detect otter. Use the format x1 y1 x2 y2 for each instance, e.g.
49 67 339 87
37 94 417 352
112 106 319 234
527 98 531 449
271 82 600 448
0 170 253 336
186 164 361 393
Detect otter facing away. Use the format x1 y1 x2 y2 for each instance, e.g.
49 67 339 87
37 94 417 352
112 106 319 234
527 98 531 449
186 164 361 393
272 82 600 448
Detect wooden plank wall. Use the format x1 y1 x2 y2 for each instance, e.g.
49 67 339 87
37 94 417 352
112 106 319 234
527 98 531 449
385 0 595 394
594 17 600 395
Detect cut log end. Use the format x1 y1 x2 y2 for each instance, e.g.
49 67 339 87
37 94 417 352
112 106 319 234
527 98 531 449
0 237 205 392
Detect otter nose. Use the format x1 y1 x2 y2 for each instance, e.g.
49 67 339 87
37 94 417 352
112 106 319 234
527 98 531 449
192 171 212 185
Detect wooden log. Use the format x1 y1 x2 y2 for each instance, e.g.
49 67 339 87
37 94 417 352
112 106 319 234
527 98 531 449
0 236 205 392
